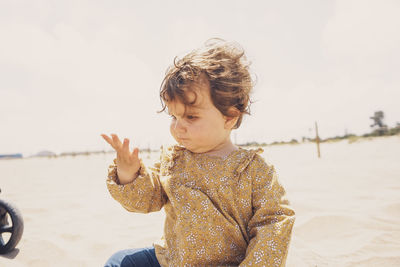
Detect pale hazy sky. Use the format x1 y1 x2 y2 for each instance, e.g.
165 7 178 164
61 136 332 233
1 0 399 156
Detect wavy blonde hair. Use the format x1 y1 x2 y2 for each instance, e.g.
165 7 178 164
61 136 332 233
159 38 253 129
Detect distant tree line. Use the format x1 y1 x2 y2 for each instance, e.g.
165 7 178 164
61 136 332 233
239 110 400 147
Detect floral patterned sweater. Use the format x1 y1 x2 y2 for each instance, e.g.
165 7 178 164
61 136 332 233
106 145 295 266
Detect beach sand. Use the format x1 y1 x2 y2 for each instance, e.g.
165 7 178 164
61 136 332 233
1 136 399 266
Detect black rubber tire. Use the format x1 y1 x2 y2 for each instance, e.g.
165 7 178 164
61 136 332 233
0 198 24 254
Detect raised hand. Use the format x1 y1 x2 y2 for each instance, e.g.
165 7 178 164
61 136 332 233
101 133 141 185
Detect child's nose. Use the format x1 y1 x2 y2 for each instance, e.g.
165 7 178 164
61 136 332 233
173 119 186 133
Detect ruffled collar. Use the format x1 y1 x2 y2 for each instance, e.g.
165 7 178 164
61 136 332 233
161 144 264 175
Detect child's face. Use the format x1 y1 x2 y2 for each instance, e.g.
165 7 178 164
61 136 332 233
167 81 235 154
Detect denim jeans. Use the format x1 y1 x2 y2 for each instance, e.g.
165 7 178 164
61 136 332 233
104 247 161 267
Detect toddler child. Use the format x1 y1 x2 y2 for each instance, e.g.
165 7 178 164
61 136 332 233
102 39 295 267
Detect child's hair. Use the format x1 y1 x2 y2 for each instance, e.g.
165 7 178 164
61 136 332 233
159 38 253 129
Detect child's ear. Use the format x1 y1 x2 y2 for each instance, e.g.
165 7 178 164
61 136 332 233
224 107 240 130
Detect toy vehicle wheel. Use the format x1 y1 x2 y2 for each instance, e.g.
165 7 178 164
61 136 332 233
0 198 24 254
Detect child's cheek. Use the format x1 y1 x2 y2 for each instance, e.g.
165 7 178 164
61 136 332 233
188 122 198 135
191 123 206 140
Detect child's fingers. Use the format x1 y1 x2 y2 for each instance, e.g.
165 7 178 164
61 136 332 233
102 134 139 165
111 134 123 149
122 138 130 158
101 134 116 149
131 147 139 159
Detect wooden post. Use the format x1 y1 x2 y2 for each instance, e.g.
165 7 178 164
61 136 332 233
315 121 321 158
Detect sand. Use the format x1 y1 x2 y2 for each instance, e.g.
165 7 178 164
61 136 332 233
1 136 399 266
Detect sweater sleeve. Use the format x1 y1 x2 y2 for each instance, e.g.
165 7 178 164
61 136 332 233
239 156 295 267
106 158 167 213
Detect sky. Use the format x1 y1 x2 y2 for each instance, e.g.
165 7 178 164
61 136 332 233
1 0 399 156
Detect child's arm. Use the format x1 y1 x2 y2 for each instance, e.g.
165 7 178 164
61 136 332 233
106 158 166 213
102 134 167 213
240 157 295 267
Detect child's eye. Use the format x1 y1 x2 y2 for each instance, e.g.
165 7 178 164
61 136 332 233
186 115 197 120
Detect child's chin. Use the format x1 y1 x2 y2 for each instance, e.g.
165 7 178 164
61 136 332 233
177 141 209 154
185 146 210 154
